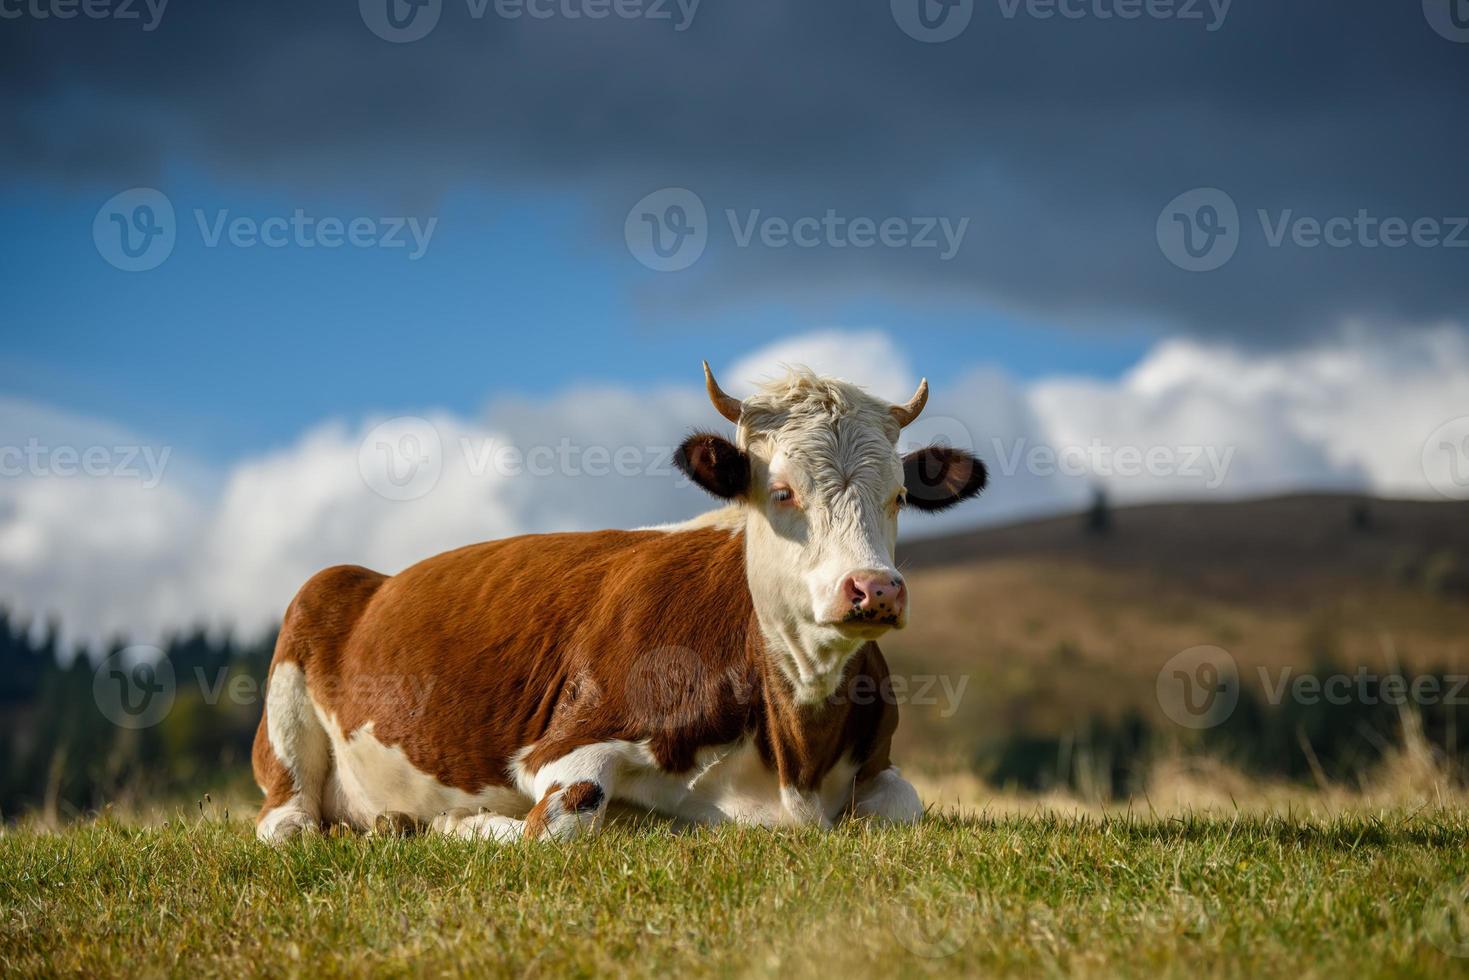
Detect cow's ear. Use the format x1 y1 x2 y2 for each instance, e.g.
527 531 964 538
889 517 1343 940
902 446 987 512
675 432 751 500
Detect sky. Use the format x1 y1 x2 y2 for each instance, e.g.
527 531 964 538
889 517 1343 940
2 0 1468 648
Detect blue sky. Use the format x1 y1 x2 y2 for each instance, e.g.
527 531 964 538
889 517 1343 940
4 1 1468 645
2 172 1154 463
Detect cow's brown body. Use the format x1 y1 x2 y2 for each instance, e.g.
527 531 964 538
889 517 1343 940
253 524 899 837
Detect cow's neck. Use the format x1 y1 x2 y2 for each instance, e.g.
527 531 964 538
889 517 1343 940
727 512 866 706
754 612 864 707
745 611 867 801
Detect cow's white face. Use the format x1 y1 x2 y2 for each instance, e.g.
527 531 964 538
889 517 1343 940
741 383 907 641
675 365 987 701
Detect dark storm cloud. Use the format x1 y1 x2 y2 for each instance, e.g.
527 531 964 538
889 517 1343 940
4 0 1467 341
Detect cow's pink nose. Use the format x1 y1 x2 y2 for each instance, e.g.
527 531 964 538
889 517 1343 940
841 571 907 622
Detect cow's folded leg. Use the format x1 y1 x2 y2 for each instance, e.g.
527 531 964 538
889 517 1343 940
852 766 924 824
432 809 527 842
523 780 608 841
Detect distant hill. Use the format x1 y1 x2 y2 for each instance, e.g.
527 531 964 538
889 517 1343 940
900 494 1469 604
883 493 1469 786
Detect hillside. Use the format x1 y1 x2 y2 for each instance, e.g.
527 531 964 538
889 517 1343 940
902 494 1469 601
884 494 1469 791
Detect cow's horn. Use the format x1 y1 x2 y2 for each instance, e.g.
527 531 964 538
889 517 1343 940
890 378 929 428
703 361 743 425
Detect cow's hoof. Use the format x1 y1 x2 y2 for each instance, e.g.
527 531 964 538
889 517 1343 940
257 802 320 843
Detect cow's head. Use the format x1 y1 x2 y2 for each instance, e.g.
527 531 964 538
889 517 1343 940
675 362 986 698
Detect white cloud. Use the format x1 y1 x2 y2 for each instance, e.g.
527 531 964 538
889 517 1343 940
1030 324 1469 502
1 326 1465 649
724 329 918 403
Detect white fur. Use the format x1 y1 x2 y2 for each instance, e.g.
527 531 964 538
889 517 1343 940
316 715 528 829
514 737 862 828
639 504 746 533
853 766 924 824
432 811 526 842
736 372 909 703
257 662 331 843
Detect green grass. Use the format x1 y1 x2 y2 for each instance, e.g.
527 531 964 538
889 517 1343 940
5 811 1469 978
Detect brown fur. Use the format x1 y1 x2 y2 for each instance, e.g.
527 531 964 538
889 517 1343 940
252 526 898 826
561 781 605 813
522 782 561 839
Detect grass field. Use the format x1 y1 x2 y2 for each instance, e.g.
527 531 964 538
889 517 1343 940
5 807 1469 978
5 496 1467 976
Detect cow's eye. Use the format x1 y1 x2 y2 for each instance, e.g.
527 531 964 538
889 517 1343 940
770 485 796 505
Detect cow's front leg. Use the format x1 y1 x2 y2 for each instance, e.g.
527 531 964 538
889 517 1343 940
779 785 835 829
516 743 618 841
434 780 608 842
433 809 528 841
852 766 923 824
523 779 608 841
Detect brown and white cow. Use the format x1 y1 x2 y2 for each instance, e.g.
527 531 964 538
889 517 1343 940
252 364 986 842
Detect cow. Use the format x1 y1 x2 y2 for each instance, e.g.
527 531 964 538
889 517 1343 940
252 363 987 842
